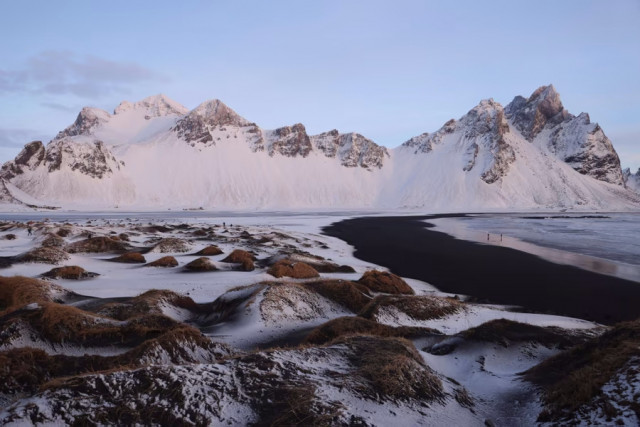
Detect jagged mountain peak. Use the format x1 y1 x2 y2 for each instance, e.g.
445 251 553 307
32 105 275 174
506 84 570 140
55 107 111 140
114 94 188 117
188 99 250 125
172 99 252 144
311 130 389 169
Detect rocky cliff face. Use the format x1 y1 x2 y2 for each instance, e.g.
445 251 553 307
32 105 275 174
172 100 253 145
45 139 121 179
268 123 312 157
506 85 624 185
311 130 389 169
505 85 570 140
55 107 111 139
1 138 121 182
402 99 515 184
0 141 46 180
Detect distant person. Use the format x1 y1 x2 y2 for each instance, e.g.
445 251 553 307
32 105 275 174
27 227 32 236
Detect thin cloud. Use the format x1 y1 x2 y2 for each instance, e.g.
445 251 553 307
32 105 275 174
0 51 167 98
41 101 80 113
0 128 51 149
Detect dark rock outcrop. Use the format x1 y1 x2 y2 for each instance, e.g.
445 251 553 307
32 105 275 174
312 131 389 169
269 123 312 157
173 99 251 144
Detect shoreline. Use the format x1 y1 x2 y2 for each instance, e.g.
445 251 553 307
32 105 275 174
322 214 640 325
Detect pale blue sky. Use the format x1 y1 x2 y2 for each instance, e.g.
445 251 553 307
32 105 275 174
1 0 639 170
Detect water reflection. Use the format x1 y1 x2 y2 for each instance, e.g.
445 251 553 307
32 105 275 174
432 217 640 283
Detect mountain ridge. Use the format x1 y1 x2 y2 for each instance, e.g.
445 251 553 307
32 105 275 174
1 85 638 211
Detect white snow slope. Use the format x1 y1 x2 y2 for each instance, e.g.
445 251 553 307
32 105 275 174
1 89 639 211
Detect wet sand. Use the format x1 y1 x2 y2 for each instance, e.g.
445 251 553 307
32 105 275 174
323 215 640 325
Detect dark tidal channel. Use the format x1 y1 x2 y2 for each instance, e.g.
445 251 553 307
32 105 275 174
323 215 640 325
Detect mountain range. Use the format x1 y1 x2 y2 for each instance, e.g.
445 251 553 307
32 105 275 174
1 85 639 211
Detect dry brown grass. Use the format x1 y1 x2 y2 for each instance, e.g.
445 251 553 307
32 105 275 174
183 257 217 272
357 270 414 295
0 326 226 397
338 335 444 402
41 234 65 248
305 280 372 313
151 238 192 253
360 295 462 321
93 289 200 321
66 236 129 254
18 246 70 264
109 252 146 263
460 319 583 349
145 256 178 268
42 266 98 280
19 302 183 347
311 263 355 273
525 319 640 422
194 245 223 256
0 276 55 314
304 316 438 345
221 249 255 271
56 227 72 237
267 260 319 279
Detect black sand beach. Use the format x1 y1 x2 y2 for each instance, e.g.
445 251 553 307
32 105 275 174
323 215 640 325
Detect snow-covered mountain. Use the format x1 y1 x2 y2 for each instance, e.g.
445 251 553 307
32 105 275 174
1 88 638 211
623 168 640 194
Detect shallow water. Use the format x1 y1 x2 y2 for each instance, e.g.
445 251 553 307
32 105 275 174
433 212 640 282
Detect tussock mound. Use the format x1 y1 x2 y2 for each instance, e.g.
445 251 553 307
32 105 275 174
267 260 319 279
338 335 444 402
360 295 463 323
194 245 223 256
305 280 372 313
139 225 172 233
183 257 217 272
0 327 231 398
460 319 584 349
221 249 255 271
259 282 349 324
2 302 192 349
41 234 65 248
304 316 439 345
90 289 201 321
357 270 414 295
150 238 192 253
42 266 99 280
145 256 178 268
525 319 640 424
0 276 67 314
55 227 72 237
66 237 129 254
109 252 146 263
3 233 17 240
18 247 70 264
0 335 444 426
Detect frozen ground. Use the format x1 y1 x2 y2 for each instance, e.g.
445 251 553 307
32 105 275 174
0 211 636 426
433 212 640 282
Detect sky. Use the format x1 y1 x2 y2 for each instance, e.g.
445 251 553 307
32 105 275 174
0 0 639 171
